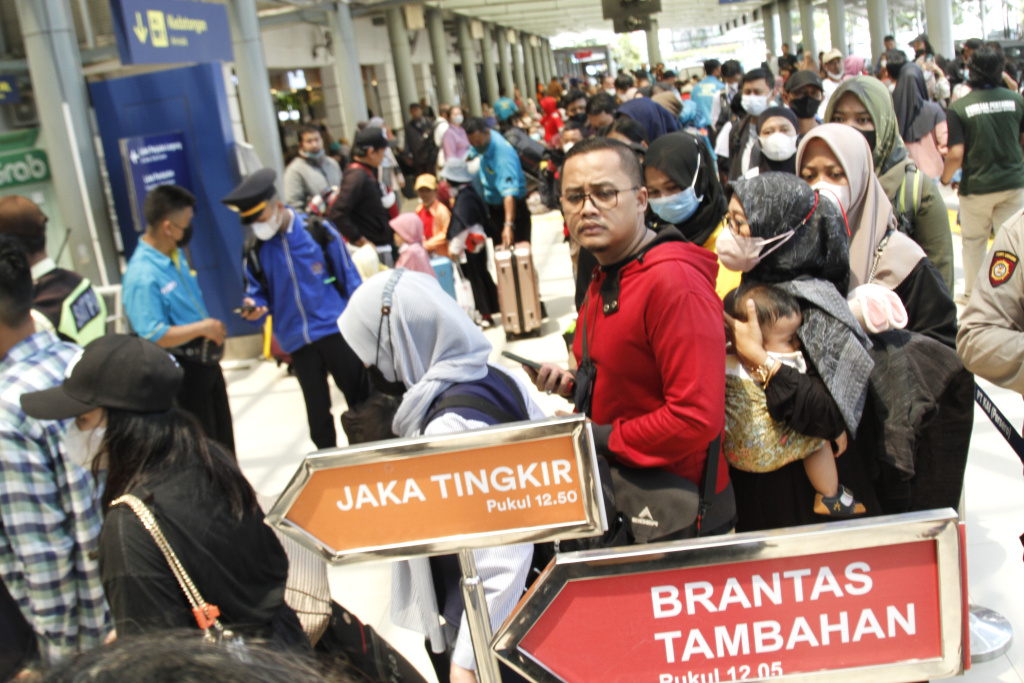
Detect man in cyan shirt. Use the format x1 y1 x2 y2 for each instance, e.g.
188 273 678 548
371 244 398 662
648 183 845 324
941 46 1024 302
464 117 530 249
122 185 234 453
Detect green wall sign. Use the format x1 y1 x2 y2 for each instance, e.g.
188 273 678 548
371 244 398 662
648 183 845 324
0 149 51 189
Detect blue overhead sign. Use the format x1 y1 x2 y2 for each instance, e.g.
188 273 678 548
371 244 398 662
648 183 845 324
110 0 233 65
0 76 19 105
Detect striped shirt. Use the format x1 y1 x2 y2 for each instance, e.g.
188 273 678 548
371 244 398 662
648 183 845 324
0 332 109 663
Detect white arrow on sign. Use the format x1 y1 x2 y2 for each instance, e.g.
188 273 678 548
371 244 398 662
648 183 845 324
133 12 148 43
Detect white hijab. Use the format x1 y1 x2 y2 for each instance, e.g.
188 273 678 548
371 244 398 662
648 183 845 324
338 268 492 437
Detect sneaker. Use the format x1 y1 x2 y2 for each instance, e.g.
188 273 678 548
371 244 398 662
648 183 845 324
814 485 867 517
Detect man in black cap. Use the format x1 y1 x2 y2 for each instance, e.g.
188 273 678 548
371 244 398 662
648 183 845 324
222 168 371 450
782 70 824 135
327 126 393 248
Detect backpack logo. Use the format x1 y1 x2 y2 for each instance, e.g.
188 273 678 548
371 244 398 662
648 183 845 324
632 506 659 528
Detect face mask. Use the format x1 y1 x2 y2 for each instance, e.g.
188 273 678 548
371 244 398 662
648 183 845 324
716 225 796 272
789 95 821 120
451 114 464 125
858 128 877 151
648 165 703 225
176 224 193 248
251 205 283 241
827 69 844 81
302 149 325 161
64 422 106 469
741 94 769 117
569 112 587 125
759 132 798 161
563 142 575 153
605 89 617 97
812 181 852 215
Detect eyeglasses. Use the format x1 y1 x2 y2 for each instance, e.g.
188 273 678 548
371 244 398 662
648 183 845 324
726 215 749 235
560 187 639 212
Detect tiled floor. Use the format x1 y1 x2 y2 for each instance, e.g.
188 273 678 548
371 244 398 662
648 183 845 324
231 209 1023 681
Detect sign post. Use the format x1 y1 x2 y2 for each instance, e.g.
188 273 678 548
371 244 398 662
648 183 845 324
494 509 963 683
266 416 606 682
119 132 194 235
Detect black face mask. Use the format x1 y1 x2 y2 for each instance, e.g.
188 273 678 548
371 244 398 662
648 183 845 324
569 112 588 125
858 128 877 152
176 225 193 247
369 365 406 397
789 96 821 120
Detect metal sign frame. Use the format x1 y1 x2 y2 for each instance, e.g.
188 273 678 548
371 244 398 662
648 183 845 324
493 509 963 683
265 415 606 565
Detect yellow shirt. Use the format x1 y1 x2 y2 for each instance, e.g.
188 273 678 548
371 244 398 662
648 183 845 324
702 218 742 299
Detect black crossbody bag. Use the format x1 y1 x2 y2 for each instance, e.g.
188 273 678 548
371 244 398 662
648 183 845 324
570 297 721 546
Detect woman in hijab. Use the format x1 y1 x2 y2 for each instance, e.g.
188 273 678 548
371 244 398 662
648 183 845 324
826 77 954 291
644 132 739 299
338 269 544 683
721 173 880 530
389 213 435 277
616 97 680 143
440 159 499 326
891 63 948 179
843 55 867 79
751 107 800 177
797 123 957 348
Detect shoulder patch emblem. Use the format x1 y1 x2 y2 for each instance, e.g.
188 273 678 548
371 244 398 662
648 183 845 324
989 251 1018 288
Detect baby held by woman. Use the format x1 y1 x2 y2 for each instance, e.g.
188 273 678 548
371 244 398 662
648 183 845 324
725 284 866 517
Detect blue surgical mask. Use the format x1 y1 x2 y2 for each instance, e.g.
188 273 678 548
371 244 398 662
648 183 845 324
648 165 703 225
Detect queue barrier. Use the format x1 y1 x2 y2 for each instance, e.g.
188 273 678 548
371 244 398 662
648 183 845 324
266 417 964 683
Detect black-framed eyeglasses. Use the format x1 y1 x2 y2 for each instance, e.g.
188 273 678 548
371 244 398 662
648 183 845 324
560 187 639 212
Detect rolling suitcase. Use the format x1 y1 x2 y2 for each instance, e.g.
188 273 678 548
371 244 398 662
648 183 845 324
495 242 542 340
430 256 457 299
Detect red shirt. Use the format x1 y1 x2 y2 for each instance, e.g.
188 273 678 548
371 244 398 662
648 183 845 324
574 238 728 491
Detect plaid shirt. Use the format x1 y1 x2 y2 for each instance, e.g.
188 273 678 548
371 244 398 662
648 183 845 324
0 332 109 664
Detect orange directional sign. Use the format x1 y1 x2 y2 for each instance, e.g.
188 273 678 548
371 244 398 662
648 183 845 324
494 510 964 683
266 416 605 564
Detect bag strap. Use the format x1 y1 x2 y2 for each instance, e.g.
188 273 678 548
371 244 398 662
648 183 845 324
424 368 529 426
112 494 228 640
696 434 721 535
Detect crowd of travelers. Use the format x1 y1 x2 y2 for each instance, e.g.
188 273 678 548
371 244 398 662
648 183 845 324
2 30 1024 683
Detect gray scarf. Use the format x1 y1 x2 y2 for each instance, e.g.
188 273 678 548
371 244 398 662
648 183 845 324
776 279 874 436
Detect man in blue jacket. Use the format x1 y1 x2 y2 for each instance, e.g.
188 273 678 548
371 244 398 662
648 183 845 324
223 169 370 449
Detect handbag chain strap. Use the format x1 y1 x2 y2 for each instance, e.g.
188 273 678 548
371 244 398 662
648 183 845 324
112 494 230 641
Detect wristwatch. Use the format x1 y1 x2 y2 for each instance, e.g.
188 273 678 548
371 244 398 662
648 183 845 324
503 220 514 227
751 356 778 386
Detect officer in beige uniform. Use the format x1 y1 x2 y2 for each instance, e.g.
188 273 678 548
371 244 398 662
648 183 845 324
957 209 1024 391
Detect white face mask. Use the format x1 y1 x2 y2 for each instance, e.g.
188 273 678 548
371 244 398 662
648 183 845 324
381 189 397 209
451 114 464 126
742 94 769 116
827 68 844 81
251 205 283 241
812 181 852 215
759 132 798 161
563 141 575 153
605 89 617 97
64 422 106 469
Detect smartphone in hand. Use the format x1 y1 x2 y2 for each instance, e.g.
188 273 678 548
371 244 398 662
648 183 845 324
501 350 542 371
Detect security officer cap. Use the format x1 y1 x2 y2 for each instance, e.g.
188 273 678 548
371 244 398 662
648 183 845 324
222 168 277 225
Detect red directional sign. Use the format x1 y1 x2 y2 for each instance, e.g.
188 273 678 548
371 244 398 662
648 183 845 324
493 510 963 683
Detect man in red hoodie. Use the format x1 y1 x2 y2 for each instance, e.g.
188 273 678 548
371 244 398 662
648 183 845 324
528 136 734 535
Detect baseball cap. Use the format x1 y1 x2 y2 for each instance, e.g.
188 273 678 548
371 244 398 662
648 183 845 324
909 33 929 46
354 126 390 151
493 97 519 123
414 174 438 191
21 335 184 420
784 70 824 93
822 49 844 65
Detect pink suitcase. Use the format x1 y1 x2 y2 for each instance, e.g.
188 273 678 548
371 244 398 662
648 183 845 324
495 242 542 339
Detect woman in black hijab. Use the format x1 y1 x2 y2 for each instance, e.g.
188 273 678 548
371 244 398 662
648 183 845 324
892 62 947 179
723 173 881 531
638 132 738 299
